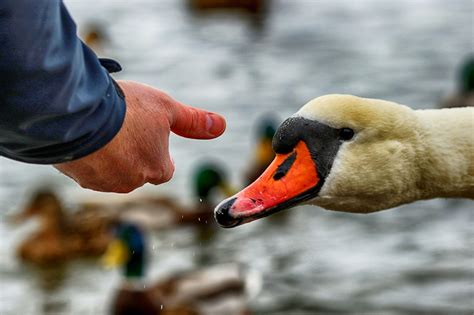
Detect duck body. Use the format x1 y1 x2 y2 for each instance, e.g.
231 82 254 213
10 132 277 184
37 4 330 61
18 226 110 265
112 265 249 315
102 163 231 231
109 197 217 232
112 287 163 315
18 228 67 266
215 95 474 227
115 197 199 231
15 191 113 265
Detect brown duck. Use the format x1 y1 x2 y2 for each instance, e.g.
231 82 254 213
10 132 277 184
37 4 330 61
14 190 113 266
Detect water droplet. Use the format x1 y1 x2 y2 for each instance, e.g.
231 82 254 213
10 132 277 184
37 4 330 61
199 198 203 203
160 305 163 310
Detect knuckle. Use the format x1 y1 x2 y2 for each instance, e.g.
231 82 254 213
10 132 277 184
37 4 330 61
147 165 174 185
162 168 174 183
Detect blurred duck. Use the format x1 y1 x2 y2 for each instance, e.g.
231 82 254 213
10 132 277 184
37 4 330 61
82 22 107 54
244 116 278 185
103 223 258 315
215 94 474 228
116 163 234 231
188 0 266 13
439 55 474 108
14 190 113 265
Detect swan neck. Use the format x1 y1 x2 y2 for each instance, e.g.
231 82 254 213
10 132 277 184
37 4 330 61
416 107 474 199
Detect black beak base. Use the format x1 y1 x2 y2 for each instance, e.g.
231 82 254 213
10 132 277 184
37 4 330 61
214 197 243 228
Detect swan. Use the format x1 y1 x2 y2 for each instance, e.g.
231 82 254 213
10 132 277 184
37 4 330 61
215 94 474 227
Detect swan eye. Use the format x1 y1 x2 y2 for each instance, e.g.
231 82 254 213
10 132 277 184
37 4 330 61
339 128 354 141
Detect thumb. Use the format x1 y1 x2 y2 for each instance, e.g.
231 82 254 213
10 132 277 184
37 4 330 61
169 101 226 139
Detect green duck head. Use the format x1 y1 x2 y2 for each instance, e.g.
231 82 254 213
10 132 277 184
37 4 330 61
102 223 146 279
193 163 233 202
459 55 474 93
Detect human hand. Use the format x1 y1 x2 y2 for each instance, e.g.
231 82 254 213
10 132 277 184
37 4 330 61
54 80 226 193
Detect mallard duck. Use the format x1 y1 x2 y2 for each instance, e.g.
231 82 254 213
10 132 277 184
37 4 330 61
103 223 259 315
215 94 474 227
14 190 114 265
439 55 474 108
244 116 278 185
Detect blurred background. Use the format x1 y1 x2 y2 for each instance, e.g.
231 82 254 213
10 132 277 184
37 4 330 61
0 0 473 314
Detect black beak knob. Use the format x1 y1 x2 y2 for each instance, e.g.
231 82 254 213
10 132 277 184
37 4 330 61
214 197 241 228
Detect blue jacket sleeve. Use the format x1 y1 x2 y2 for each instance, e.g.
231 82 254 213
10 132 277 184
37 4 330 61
0 0 126 164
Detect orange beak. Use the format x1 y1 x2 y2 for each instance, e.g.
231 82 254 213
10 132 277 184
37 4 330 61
215 141 321 227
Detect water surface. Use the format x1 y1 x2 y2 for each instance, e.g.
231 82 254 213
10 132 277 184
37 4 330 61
0 0 473 314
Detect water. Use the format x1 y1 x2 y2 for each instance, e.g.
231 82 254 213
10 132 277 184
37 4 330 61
0 0 473 314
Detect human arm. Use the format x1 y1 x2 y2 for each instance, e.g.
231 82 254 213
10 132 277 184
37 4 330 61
0 1 226 193
0 0 125 164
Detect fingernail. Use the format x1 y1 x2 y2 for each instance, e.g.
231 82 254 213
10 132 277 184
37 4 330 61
206 114 225 136
205 114 213 131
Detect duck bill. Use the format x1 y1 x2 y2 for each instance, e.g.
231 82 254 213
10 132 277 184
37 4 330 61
215 141 320 228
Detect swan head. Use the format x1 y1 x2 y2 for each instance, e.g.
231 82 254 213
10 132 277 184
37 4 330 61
215 94 423 228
